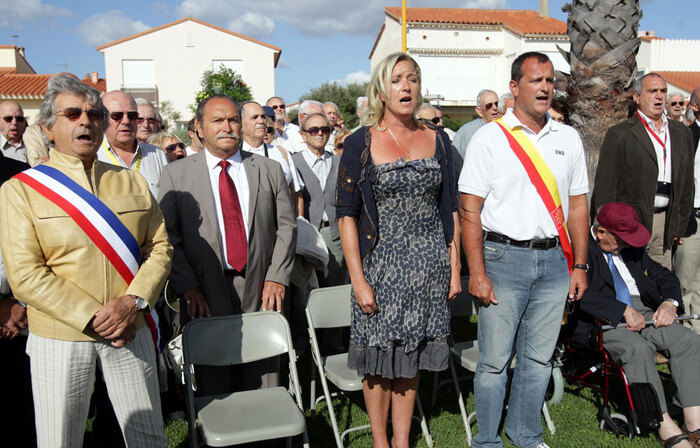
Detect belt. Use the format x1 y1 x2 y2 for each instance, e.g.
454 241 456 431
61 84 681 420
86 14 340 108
320 220 330 229
654 206 668 214
224 267 246 277
656 182 672 196
484 231 559 250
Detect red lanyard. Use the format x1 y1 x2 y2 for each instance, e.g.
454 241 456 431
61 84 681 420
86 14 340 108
637 111 668 177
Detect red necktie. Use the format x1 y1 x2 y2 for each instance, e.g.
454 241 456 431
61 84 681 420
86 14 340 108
218 160 247 271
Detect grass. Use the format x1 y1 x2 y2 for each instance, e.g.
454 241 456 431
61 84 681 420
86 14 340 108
85 316 678 447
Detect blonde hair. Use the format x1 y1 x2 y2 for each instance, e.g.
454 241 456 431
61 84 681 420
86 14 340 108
362 52 423 130
148 131 180 149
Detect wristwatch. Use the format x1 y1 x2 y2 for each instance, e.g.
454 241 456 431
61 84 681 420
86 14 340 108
664 298 679 308
573 263 589 272
131 295 149 311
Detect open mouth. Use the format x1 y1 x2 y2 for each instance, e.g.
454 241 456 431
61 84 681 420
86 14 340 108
77 134 93 143
399 96 412 104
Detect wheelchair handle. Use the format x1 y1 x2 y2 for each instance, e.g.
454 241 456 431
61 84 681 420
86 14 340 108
601 314 699 330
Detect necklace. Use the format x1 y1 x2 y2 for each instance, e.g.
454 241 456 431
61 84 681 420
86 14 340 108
386 127 414 161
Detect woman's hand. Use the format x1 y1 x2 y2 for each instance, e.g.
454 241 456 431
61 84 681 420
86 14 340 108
448 266 462 300
354 279 378 314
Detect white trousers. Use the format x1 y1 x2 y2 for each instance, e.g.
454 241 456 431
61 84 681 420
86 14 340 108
26 327 167 448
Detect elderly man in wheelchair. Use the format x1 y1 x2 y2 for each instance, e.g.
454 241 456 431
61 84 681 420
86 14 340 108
565 202 700 448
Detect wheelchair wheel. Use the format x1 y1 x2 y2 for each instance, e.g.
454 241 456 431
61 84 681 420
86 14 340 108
600 413 633 437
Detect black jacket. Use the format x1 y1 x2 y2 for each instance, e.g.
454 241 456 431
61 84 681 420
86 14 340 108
689 120 700 154
0 152 29 184
565 234 683 344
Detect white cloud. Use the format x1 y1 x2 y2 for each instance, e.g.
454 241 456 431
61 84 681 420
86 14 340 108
228 12 276 39
0 0 72 29
331 70 371 86
77 10 150 47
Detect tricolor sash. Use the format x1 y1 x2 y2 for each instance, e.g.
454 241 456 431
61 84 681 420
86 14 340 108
495 118 574 272
14 164 161 349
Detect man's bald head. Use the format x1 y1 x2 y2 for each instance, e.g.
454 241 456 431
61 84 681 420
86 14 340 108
0 100 26 144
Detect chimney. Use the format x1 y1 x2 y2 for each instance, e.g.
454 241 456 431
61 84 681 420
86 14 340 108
91 71 98 83
540 0 549 17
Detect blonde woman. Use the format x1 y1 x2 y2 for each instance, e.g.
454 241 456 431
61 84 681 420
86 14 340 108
148 131 186 162
336 52 461 448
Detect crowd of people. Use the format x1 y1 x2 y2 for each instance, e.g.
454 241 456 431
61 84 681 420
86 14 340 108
0 49 698 448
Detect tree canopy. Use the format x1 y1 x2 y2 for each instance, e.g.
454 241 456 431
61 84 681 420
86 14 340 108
299 82 368 129
192 66 253 112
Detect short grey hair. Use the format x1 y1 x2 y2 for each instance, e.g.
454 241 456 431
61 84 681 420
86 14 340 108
667 92 684 104
356 96 368 110
134 97 154 108
323 101 339 112
633 73 665 95
239 100 261 119
266 96 284 106
299 100 324 116
476 89 497 108
690 87 700 107
418 103 435 114
301 112 331 130
498 93 514 113
40 75 106 130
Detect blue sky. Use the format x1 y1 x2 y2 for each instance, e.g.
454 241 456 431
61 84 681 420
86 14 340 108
1 0 696 104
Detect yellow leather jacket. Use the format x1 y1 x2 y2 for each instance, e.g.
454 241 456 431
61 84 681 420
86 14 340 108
0 150 172 341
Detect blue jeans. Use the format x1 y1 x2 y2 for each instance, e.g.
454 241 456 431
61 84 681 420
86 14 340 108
472 241 569 448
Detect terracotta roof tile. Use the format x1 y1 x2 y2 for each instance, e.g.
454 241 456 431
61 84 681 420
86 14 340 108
0 74 107 98
655 71 700 93
385 7 566 36
0 68 16 75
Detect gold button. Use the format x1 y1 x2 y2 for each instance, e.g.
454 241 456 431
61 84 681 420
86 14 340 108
366 235 372 239
347 178 352 183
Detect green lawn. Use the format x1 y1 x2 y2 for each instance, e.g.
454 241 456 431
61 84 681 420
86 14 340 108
86 316 676 447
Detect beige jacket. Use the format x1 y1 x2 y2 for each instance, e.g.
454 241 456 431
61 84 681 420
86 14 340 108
0 150 172 341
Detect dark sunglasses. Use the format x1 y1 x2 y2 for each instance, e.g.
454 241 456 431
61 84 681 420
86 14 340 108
2 115 25 123
270 104 285 110
164 142 186 153
55 108 103 121
138 117 158 125
303 126 331 136
109 111 139 122
335 142 344 150
483 102 498 111
670 101 685 107
266 126 275 134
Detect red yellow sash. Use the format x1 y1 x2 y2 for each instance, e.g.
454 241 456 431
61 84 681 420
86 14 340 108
495 118 574 272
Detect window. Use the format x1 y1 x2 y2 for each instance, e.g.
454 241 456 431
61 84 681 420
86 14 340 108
122 60 155 88
212 59 243 74
185 31 195 47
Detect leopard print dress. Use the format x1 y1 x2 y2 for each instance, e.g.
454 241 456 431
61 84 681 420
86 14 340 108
348 157 451 379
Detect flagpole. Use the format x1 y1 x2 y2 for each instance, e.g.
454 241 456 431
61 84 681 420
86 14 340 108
402 0 407 53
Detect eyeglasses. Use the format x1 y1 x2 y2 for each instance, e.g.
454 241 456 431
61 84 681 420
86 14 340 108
335 142 344 150
430 117 440 124
266 126 275 134
138 117 158 126
2 115 25 123
270 104 285 110
670 101 685 107
303 126 331 136
164 142 185 153
109 111 139 122
483 102 498 111
55 107 103 121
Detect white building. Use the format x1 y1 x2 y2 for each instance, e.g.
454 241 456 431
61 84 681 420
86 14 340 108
98 17 281 129
370 7 569 120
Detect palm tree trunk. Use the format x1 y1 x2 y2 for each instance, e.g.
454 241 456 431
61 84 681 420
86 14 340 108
562 0 642 190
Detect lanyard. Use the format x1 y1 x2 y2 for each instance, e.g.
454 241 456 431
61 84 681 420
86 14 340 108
636 111 668 177
102 140 142 172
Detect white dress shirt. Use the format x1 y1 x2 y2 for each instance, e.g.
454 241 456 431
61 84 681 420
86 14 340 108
97 139 168 198
241 141 304 193
637 110 672 209
275 121 300 142
591 228 640 296
0 134 28 163
205 149 249 271
301 145 334 221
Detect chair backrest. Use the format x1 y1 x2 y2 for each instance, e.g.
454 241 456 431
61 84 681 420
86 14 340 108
182 311 293 367
306 284 352 329
448 276 478 318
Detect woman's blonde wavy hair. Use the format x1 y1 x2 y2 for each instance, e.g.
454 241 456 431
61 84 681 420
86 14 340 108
362 52 423 130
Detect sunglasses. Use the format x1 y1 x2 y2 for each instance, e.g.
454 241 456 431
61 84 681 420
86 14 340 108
335 142 344 150
670 101 685 107
2 115 25 123
109 111 139 122
266 126 275 134
483 102 498 111
138 117 157 126
303 126 331 136
55 107 103 121
164 142 185 153
270 104 285 110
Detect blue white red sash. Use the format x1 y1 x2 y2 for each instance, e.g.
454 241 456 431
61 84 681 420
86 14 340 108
15 164 161 349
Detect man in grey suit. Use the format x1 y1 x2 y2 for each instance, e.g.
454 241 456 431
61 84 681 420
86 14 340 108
158 95 296 394
291 113 344 287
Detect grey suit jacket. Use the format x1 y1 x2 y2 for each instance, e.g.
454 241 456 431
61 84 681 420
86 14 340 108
158 149 297 315
291 151 340 240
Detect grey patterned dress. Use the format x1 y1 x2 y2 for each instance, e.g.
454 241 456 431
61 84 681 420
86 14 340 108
348 157 451 379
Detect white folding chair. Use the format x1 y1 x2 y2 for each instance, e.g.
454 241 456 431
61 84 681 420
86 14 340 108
182 312 309 448
306 284 434 447
431 277 555 446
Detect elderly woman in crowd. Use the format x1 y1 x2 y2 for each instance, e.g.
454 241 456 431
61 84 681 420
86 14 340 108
148 131 186 162
333 128 349 157
336 52 460 448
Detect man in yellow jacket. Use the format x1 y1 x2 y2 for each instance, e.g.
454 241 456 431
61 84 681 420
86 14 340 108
0 75 172 447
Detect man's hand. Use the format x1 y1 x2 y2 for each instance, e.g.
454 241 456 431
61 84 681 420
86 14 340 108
182 287 211 319
353 279 378 314
469 272 497 306
0 297 27 338
261 281 285 312
568 269 588 301
623 306 646 332
108 323 137 347
92 295 138 340
652 301 677 327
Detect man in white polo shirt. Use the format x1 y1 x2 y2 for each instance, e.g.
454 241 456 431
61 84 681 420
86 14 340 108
459 52 590 448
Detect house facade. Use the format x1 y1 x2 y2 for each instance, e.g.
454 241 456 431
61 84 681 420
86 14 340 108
98 18 281 129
